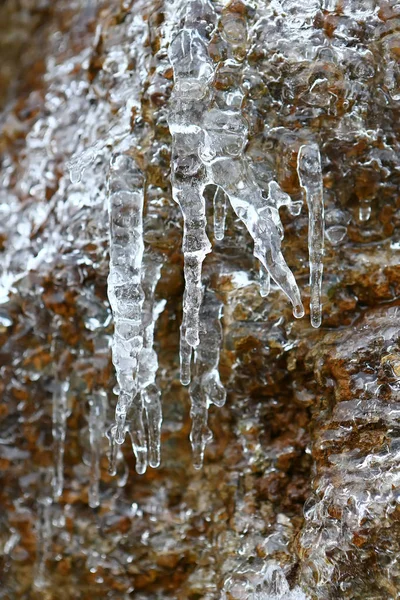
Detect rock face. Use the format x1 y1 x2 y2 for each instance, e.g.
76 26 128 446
0 0 400 598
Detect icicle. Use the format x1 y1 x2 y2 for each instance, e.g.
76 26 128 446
259 265 271 297
297 143 325 328
52 377 69 500
107 153 145 446
167 2 217 384
34 492 52 589
143 384 162 468
213 186 227 241
189 289 226 469
139 257 166 469
267 180 303 220
88 391 107 508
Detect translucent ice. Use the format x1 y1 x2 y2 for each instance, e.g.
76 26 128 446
88 391 107 508
297 144 324 328
189 289 226 469
52 377 69 500
167 1 216 379
213 186 227 241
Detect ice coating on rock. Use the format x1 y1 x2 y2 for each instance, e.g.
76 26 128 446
107 153 145 448
221 560 309 600
2 0 400 595
88 390 107 508
107 153 165 474
297 144 324 328
326 224 347 245
138 257 165 469
299 307 400 595
189 289 226 469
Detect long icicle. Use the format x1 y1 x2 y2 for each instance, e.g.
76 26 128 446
107 153 146 454
297 143 324 328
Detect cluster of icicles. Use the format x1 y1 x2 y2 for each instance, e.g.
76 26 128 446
67 0 325 485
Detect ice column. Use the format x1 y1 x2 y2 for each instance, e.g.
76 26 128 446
189 289 226 469
297 143 324 328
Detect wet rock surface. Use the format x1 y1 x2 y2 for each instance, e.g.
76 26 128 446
0 1 400 598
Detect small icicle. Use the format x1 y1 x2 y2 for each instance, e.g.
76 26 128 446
106 426 118 476
189 289 226 469
213 186 227 241
88 391 107 508
297 143 325 329
259 265 270 297
52 378 69 500
107 153 145 446
180 327 193 386
127 393 148 475
34 490 52 589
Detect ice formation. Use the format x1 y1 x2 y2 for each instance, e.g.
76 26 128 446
167 0 318 389
101 0 327 472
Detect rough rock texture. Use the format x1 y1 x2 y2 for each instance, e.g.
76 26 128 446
0 0 400 599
